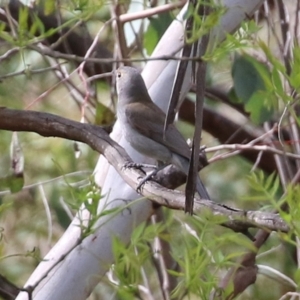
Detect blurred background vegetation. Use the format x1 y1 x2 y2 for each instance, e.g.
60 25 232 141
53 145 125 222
0 0 299 299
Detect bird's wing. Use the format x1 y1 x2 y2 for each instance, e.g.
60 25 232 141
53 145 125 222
125 102 192 160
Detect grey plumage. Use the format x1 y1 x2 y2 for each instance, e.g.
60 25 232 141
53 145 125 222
116 66 210 212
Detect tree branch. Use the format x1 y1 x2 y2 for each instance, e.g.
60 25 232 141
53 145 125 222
179 99 280 174
0 108 289 234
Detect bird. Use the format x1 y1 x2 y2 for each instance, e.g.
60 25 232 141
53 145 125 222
116 66 210 213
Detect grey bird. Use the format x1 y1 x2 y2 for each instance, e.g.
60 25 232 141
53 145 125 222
116 66 210 212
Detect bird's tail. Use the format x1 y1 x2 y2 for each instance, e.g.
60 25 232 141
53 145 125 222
196 176 210 200
172 154 210 213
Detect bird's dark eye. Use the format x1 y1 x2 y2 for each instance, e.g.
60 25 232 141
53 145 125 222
117 72 121 78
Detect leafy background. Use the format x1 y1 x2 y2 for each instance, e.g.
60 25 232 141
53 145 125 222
0 0 299 299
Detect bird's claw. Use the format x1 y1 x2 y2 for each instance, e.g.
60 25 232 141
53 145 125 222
136 169 159 193
123 162 159 193
124 162 147 175
136 174 152 193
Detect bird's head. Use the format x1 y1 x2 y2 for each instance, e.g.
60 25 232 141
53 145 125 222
116 67 150 104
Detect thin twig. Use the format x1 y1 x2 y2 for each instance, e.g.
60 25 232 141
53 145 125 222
207 143 300 163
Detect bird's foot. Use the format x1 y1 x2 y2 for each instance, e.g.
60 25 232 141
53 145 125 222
124 162 157 175
136 169 159 193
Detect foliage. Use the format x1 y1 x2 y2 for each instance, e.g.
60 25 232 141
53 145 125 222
109 208 260 299
0 0 299 299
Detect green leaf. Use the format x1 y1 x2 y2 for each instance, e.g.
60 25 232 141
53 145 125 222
9 175 24 193
245 171 281 203
131 222 147 244
144 12 173 55
95 102 115 125
289 46 300 91
245 91 274 124
295 269 300 285
232 54 265 103
18 7 29 34
185 3 226 44
271 68 284 99
0 174 24 193
30 14 46 36
227 87 240 103
258 40 286 73
204 20 260 62
44 0 56 15
232 54 275 124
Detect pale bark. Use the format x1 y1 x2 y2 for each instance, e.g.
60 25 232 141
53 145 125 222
15 1 265 299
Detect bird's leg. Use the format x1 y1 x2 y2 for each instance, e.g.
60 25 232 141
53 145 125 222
136 161 166 192
136 169 159 192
